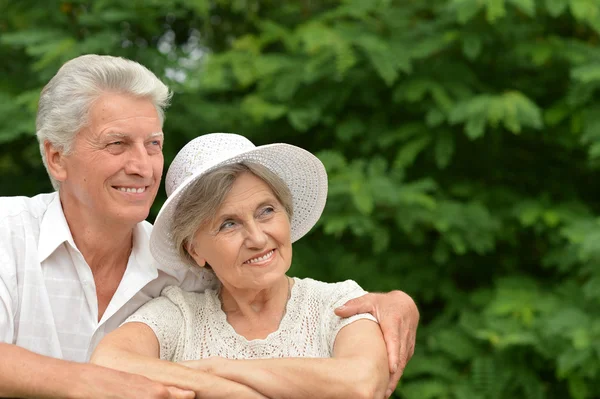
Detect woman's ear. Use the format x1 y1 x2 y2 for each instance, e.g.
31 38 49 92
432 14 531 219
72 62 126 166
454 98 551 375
186 241 206 268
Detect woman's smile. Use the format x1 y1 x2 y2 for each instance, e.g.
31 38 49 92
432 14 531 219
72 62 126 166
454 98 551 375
243 249 276 266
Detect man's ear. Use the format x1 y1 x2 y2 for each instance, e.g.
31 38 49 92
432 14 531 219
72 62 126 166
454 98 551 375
186 241 206 268
44 141 68 183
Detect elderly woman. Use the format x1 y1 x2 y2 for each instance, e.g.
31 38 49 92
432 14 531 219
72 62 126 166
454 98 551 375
91 133 389 398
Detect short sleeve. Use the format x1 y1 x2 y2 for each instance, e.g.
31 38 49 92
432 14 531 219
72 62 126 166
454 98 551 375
323 280 378 353
0 269 15 343
123 286 184 361
0 212 18 344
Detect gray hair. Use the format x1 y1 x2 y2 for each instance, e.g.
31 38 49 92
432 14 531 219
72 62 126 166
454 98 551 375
36 54 172 190
172 162 294 268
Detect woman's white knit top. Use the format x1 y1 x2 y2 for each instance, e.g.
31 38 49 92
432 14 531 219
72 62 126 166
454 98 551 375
125 277 376 361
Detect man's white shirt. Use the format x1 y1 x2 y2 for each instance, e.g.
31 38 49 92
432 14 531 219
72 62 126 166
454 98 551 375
0 192 215 362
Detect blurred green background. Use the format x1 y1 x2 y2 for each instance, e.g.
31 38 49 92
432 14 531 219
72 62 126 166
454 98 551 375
2 0 600 398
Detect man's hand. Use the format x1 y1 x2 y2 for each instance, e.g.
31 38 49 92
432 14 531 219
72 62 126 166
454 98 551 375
335 290 419 398
0 343 195 399
71 364 196 399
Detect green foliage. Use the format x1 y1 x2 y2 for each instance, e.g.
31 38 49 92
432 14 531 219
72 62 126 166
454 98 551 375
2 0 600 397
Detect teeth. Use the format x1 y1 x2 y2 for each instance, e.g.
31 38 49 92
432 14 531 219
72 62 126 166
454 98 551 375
117 187 146 193
246 250 274 264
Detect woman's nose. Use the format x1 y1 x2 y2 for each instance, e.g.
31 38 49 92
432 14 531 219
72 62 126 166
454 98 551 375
244 221 268 248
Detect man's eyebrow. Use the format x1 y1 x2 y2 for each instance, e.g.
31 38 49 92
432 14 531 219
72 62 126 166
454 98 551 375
104 132 164 140
148 132 164 139
106 132 128 139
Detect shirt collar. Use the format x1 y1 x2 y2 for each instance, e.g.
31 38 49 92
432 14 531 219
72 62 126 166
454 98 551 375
38 192 159 285
129 221 159 281
38 192 77 263
98 222 159 325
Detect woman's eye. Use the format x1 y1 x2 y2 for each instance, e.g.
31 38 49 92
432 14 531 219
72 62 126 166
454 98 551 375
219 221 236 230
260 206 275 216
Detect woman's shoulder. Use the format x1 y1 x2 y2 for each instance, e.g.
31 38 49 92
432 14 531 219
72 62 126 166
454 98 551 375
292 277 366 307
160 284 218 307
157 285 216 303
293 277 364 294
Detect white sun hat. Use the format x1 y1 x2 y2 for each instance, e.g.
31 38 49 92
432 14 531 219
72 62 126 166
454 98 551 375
150 133 328 270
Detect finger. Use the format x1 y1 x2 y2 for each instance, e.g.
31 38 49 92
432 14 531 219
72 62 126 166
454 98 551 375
408 329 417 360
397 331 409 373
334 294 375 317
380 319 401 374
386 367 403 399
167 386 196 399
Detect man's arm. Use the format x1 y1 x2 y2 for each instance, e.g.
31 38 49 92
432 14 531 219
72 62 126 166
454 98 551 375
91 322 268 399
0 343 194 399
335 290 419 398
0 267 192 399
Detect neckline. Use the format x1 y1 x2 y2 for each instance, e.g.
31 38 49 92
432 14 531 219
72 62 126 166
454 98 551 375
211 277 298 344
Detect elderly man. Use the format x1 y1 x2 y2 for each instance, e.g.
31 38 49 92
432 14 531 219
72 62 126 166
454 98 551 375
0 54 419 398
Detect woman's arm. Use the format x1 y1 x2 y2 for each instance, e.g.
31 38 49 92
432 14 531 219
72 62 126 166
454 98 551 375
181 319 389 399
90 323 267 399
336 290 419 396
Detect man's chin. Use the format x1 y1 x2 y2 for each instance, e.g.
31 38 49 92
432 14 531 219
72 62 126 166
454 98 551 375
114 206 152 226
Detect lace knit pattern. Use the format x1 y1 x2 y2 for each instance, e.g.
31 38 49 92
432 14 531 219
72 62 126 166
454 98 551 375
125 277 376 361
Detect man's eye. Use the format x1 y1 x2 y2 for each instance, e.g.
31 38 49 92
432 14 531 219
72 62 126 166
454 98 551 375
150 140 162 146
109 141 123 146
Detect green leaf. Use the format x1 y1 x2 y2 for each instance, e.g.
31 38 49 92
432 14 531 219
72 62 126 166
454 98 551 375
570 0 599 22
486 0 507 23
0 29 65 46
571 63 600 83
393 136 431 169
545 101 571 126
269 70 304 101
434 130 455 169
350 180 374 214
463 35 483 60
559 350 592 377
508 0 536 17
567 375 590 399
32 37 76 71
450 92 542 139
465 113 487 139
287 107 322 131
426 108 446 127
316 150 347 171
241 95 287 123
397 79 433 103
431 328 478 361
545 0 569 16
335 117 366 142
187 0 210 16
451 0 484 24
400 380 450 399
355 36 398 86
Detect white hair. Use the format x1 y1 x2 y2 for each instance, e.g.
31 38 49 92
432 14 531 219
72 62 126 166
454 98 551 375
36 54 172 190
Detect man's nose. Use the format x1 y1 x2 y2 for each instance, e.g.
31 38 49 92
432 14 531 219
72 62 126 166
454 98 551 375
125 144 153 178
